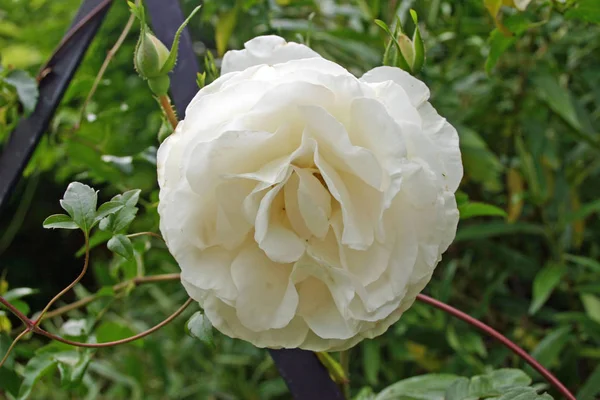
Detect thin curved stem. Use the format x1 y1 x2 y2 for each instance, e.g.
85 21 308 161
33 298 192 348
127 231 164 241
416 294 576 400
75 2 137 130
40 273 180 321
159 95 179 129
0 329 29 369
0 295 31 326
33 235 90 326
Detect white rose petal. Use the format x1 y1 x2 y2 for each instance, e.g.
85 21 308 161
158 35 462 351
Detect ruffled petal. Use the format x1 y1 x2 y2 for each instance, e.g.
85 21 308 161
231 243 299 331
222 35 322 75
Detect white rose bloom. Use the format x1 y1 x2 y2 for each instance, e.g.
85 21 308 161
158 35 462 351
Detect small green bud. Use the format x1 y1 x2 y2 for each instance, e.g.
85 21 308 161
135 32 170 79
397 34 415 69
148 75 170 97
375 10 425 75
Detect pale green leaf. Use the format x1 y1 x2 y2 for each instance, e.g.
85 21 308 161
4 70 38 114
43 214 78 230
107 235 134 260
59 182 98 234
375 374 460 400
18 355 57 400
187 311 214 348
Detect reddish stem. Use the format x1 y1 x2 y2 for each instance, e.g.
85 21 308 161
416 294 576 400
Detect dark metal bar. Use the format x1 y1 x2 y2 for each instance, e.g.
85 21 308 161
145 0 200 118
269 349 345 400
0 0 112 210
145 3 344 399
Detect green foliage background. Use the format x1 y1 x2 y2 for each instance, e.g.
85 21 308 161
0 0 599 399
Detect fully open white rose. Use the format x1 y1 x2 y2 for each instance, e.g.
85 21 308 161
158 35 462 351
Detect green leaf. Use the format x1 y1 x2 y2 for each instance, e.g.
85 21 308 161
0 365 21 396
4 69 38 114
564 198 600 224
59 182 98 234
485 28 517 74
186 311 214 348
564 254 600 273
216 3 240 57
459 127 504 192
95 321 142 347
107 235 134 260
99 189 141 233
18 355 58 400
497 387 552 400
3 287 37 302
532 69 597 146
409 10 425 74
60 319 88 337
456 222 545 242
565 0 600 25
581 294 600 324
459 202 507 220
526 326 571 378
577 363 600 400
488 369 532 388
529 263 566 315
8 300 30 316
468 374 497 397
43 214 78 230
444 377 470 400
362 339 380 386
159 5 202 74
94 201 124 224
54 351 91 388
375 374 460 400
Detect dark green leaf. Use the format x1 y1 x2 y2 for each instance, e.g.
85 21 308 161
565 0 600 24
95 321 142 347
529 263 566 315
485 29 517 74
456 222 545 242
0 365 22 396
526 326 571 378
577 363 600 400
18 355 57 400
42 214 78 230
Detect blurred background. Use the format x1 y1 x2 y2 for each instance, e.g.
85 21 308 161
0 0 599 398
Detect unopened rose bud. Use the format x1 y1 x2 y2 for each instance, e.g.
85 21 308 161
134 32 170 79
